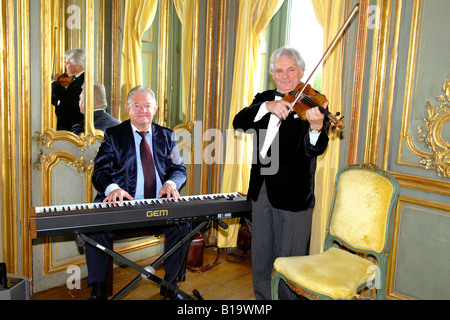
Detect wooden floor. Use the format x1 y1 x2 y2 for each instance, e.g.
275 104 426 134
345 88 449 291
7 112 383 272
31 247 255 300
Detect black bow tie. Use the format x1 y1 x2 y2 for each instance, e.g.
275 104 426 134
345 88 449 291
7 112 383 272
274 91 285 98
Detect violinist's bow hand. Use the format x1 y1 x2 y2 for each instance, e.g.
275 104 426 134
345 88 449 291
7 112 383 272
266 100 292 122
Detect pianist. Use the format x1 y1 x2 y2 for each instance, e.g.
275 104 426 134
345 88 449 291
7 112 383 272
86 86 189 300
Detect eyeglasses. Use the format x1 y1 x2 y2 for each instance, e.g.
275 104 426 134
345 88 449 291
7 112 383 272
130 103 155 110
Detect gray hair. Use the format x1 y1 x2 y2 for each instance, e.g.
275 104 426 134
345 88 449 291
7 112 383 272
80 83 108 109
65 49 85 68
126 86 156 105
94 83 107 109
268 47 306 75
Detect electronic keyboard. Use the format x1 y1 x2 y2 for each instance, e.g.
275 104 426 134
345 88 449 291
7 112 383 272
30 192 251 238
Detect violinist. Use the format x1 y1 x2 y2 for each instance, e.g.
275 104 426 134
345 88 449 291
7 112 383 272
51 49 85 131
233 47 330 300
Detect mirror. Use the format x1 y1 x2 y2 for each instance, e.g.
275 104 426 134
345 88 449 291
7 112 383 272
46 0 107 143
43 0 196 144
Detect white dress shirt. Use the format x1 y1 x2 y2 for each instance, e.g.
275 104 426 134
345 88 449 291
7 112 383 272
254 95 320 158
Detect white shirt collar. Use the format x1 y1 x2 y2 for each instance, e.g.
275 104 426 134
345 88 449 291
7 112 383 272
73 70 84 79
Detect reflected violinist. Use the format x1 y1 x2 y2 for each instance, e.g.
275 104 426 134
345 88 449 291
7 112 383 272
51 49 85 131
233 47 330 300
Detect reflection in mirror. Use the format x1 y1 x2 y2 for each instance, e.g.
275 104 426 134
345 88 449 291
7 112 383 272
48 0 111 137
166 2 183 128
174 0 199 127
71 83 120 135
51 49 85 131
153 0 198 129
50 0 86 133
140 0 182 128
45 0 195 137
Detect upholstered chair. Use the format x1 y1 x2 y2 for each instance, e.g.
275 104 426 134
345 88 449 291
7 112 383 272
271 164 400 300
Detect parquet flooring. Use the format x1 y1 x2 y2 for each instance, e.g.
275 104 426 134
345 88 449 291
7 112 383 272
31 247 255 301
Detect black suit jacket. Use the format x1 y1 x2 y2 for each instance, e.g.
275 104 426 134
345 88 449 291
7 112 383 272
233 89 329 212
70 109 121 135
92 120 187 202
51 73 85 131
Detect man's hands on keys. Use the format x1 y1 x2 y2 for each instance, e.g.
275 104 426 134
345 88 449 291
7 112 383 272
158 183 180 200
103 182 180 205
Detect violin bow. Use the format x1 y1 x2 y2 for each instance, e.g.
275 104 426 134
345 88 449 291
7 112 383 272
291 4 360 107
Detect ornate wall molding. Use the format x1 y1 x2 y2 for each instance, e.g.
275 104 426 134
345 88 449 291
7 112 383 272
397 0 449 180
417 79 449 177
32 130 98 172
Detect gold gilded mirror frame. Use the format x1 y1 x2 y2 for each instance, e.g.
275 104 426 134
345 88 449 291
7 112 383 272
40 0 102 149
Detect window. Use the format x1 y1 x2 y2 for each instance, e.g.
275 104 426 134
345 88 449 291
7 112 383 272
258 0 324 93
288 0 324 92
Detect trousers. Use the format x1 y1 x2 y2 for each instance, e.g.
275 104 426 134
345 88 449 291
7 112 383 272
251 182 312 300
85 223 191 284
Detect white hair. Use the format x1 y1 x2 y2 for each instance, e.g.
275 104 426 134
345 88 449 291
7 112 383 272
268 46 306 75
65 49 85 68
126 86 156 105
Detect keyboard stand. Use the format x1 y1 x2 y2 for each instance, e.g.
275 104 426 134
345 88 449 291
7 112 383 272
76 219 210 300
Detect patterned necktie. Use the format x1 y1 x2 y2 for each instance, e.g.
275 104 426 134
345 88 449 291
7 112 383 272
137 131 156 199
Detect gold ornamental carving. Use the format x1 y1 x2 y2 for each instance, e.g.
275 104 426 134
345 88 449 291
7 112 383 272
417 79 450 177
32 131 95 174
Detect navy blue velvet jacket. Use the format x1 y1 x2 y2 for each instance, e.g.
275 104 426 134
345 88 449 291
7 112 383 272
92 120 187 202
233 90 330 212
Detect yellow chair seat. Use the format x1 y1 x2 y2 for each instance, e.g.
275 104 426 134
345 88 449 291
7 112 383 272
273 247 376 300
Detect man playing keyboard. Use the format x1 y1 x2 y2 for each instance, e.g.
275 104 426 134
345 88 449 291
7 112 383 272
86 86 189 300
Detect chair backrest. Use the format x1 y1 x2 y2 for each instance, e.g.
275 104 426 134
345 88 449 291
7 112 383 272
325 164 400 255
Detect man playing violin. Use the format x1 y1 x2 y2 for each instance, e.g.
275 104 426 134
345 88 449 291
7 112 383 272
51 49 85 131
233 47 330 300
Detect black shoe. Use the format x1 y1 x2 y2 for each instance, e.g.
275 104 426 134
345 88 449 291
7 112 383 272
88 282 107 300
178 273 186 282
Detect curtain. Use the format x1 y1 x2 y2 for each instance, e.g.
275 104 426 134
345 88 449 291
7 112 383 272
119 0 158 121
219 0 284 248
310 0 345 254
173 0 196 123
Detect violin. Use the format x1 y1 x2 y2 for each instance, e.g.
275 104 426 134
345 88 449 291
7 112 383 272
283 82 345 129
54 72 73 87
52 67 73 87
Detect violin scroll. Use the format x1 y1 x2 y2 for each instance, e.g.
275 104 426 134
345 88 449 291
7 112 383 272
328 111 345 130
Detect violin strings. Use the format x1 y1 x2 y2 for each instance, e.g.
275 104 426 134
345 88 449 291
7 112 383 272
299 96 331 116
300 96 320 108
